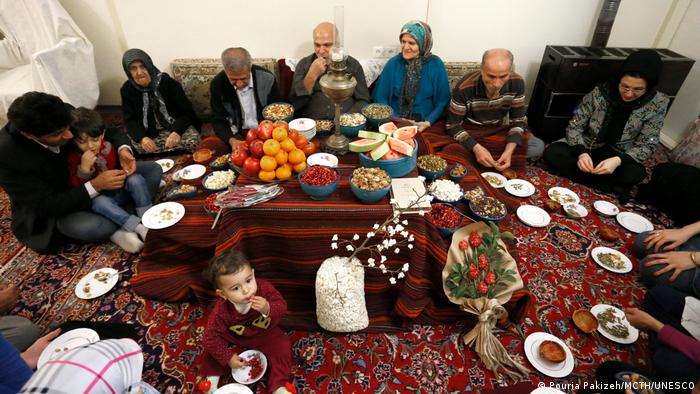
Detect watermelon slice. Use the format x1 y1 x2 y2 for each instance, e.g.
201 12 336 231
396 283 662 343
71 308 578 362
370 141 391 160
349 138 384 153
380 149 402 160
357 130 387 140
378 122 398 136
387 137 414 156
393 125 418 140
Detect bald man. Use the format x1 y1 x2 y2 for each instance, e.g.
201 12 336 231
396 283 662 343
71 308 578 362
446 49 544 170
289 22 370 119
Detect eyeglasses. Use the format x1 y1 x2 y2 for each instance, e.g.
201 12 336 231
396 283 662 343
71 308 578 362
619 84 646 94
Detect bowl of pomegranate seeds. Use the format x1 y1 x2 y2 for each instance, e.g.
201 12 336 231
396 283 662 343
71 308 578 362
427 203 464 237
298 165 339 200
232 349 267 384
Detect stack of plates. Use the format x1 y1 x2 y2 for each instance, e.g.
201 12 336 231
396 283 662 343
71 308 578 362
289 118 316 140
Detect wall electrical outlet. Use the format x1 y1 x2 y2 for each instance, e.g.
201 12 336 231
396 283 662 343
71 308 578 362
372 46 384 58
385 46 399 57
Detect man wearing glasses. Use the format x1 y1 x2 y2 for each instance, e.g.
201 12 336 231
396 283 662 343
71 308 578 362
543 49 669 203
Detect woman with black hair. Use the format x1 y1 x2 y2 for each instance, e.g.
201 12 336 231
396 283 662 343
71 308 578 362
120 48 201 155
543 49 669 202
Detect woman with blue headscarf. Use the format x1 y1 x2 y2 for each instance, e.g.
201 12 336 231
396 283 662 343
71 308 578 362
120 48 201 155
372 20 450 131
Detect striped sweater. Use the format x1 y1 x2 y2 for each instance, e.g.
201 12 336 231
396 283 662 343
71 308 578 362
445 70 527 150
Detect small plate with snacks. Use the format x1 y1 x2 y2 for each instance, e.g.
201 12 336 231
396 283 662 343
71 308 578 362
75 267 120 299
504 179 535 197
548 187 580 205
591 246 632 273
176 164 206 181
166 184 197 201
142 202 185 229
591 304 639 344
37 328 100 369
155 158 175 173
480 172 507 188
594 200 619 216
524 332 574 378
232 349 268 384
563 203 588 219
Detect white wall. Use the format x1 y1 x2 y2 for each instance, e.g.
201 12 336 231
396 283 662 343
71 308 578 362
661 0 700 146
57 0 683 106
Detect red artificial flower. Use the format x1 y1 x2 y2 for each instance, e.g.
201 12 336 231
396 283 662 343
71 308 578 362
485 271 496 285
477 282 489 294
459 239 469 250
468 232 482 249
478 255 489 270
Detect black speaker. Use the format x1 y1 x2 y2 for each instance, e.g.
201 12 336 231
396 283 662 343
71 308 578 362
527 46 695 142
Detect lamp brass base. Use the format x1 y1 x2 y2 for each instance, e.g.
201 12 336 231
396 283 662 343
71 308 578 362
321 132 349 155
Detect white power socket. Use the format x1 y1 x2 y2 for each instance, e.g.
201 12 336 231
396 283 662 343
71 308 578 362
372 46 384 58
385 46 399 57
372 46 401 58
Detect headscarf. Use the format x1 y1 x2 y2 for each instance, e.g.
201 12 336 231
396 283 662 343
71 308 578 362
598 49 662 145
398 20 434 119
121 48 175 131
20 338 144 393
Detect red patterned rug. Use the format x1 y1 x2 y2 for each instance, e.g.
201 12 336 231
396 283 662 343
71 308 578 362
0 162 673 393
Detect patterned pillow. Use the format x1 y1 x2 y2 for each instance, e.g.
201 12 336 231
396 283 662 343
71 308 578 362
170 58 277 119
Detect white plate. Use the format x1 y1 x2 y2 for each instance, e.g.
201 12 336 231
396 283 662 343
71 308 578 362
232 349 268 384
306 153 338 168
591 246 633 274
524 332 575 378
214 384 254 394
616 212 653 233
480 172 507 188
517 205 551 227
593 200 619 216
590 304 639 344
504 179 535 197
531 388 566 394
74 268 119 299
155 159 175 173
177 164 206 180
563 203 588 219
37 328 100 369
548 187 580 205
142 202 186 230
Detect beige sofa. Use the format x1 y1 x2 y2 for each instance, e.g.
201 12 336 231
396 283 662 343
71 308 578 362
170 58 480 119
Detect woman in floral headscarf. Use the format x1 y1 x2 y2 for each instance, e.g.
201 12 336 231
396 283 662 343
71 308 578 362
120 48 201 155
372 20 450 131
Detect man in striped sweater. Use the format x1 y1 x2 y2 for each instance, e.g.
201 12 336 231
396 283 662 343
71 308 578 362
446 48 544 170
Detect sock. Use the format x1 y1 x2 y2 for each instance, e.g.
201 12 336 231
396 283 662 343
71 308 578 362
135 223 149 241
109 229 144 253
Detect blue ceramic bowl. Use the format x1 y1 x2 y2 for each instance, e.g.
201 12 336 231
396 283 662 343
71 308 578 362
418 166 447 181
358 139 417 178
262 102 294 123
449 165 467 183
350 176 391 203
361 103 393 129
165 185 198 201
209 154 231 171
298 166 339 200
468 197 508 222
339 122 366 138
429 203 464 237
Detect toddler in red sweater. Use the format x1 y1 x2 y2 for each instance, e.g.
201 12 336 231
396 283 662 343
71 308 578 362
202 250 294 394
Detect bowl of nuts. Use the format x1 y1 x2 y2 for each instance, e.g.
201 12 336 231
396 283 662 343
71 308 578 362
417 154 448 181
350 167 391 203
469 196 507 222
361 103 393 129
449 164 467 183
339 113 367 138
262 102 294 123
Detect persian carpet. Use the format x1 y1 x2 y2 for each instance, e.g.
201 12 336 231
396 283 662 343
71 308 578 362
0 162 673 393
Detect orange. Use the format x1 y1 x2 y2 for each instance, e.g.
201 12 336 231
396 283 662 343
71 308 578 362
262 139 280 156
294 135 308 149
275 165 292 180
260 155 278 172
288 129 299 142
302 142 315 156
274 150 288 165
272 127 288 142
279 137 296 152
281 162 293 172
273 120 289 131
258 170 276 181
288 149 306 165
293 161 307 173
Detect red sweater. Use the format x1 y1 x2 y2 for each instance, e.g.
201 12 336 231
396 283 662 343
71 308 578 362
65 141 117 187
659 325 700 364
204 279 287 367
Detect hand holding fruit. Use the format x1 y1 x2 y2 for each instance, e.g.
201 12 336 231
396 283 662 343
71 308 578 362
250 296 270 316
80 150 97 173
228 353 245 369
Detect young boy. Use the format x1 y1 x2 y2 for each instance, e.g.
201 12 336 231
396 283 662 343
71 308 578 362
65 108 152 253
202 250 294 394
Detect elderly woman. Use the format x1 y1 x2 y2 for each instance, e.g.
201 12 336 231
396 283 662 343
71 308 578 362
372 20 450 131
120 48 201 155
543 49 669 203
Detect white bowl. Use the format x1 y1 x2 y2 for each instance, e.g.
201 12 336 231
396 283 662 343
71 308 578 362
563 203 588 219
306 152 338 167
289 118 316 133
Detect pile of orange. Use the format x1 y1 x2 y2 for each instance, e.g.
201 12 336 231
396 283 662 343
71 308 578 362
257 120 316 181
